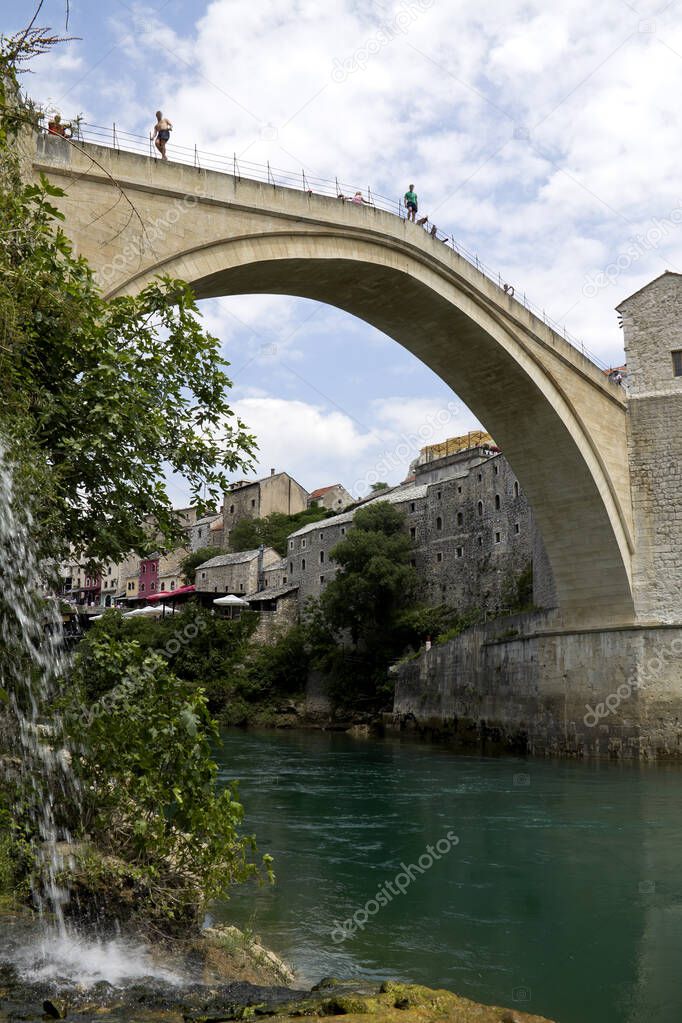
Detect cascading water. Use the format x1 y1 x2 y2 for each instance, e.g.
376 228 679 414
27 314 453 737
0 439 74 932
0 442 182 987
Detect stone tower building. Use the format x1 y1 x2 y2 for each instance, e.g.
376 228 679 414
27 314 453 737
618 272 682 623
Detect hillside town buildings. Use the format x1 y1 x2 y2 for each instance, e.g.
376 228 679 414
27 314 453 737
221 470 308 549
57 436 556 623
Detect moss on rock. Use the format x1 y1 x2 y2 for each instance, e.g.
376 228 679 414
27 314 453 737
187 925 295 987
257 979 557 1022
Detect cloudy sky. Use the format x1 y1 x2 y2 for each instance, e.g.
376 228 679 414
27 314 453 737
11 0 682 500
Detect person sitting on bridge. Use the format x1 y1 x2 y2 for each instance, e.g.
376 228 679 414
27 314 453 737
352 190 370 204
47 114 71 138
404 184 418 221
151 111 173 160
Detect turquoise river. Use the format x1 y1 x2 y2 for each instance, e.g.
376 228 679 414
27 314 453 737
213 728 682 1023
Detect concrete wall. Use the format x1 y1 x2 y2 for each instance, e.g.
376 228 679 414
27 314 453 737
391 614 682 759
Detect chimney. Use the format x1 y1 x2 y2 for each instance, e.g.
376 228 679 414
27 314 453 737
270 468 275 476
257 544 265 592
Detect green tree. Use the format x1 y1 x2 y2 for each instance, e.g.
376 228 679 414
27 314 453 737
180 546 223 584
67 624 271 929
229 507 332 556
370 481 390 492
318 503 417 705
0 35 255 566
0 30 261 930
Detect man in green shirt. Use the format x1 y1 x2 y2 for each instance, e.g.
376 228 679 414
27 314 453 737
404 184 418 222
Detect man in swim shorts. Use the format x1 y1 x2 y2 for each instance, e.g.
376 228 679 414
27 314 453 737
151 111 173 160
404 184 418 222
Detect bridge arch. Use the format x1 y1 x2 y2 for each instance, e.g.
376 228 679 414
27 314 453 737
31 136 635 626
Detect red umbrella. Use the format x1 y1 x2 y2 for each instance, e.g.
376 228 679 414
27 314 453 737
148 584 196 603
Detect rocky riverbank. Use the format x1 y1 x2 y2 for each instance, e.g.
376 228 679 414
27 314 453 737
0 907 560 1023
0 967 558 1023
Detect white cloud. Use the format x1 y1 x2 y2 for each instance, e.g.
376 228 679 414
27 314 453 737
222 392 482 501
25 0 682 438
230 395 381 492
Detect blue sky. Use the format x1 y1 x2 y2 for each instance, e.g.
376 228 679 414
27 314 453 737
10 0 682 501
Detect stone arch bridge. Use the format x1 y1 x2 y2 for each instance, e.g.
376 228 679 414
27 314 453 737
31 133 638 630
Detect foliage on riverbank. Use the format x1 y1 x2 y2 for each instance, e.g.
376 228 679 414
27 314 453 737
60 621 273 930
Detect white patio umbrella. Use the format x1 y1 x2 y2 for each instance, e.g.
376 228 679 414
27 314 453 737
213 594 249 607
122 604 178 618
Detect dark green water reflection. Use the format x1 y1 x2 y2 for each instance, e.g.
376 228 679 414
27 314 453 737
213 729 682 1023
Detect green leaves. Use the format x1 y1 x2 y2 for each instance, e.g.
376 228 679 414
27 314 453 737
315 502 418 708
0 123 256 565
229 507 333 557
66 620 266 923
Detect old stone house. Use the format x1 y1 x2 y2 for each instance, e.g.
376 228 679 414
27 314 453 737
307 483 353 512
195 546 281 595
246 584 300 644
222 470 308 547
188 512 224 552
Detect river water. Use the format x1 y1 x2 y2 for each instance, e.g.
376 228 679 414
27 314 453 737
213 728 682 1023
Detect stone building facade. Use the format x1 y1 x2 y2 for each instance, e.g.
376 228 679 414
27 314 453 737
222 471 308 548
308 483 354 512
188 512 224 552
261 557 290 590
246 585 300 644
195 547 280 595
413 451 538 608
286 440 555 615
618 271 682 623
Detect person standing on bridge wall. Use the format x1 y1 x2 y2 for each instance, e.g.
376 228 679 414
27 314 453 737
151 111 173 160
404 184 418 221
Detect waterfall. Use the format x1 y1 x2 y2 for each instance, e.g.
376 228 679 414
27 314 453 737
0 443 184 987
0 440 75 933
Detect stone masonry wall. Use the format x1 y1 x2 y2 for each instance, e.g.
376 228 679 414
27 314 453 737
286 453 554 615
619 272 682 623
415 454 536 610
250 592 299 645
391 613 682 759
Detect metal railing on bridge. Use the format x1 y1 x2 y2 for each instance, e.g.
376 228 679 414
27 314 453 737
50 120 611 372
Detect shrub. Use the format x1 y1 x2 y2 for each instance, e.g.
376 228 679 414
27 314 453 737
67 630 272 930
